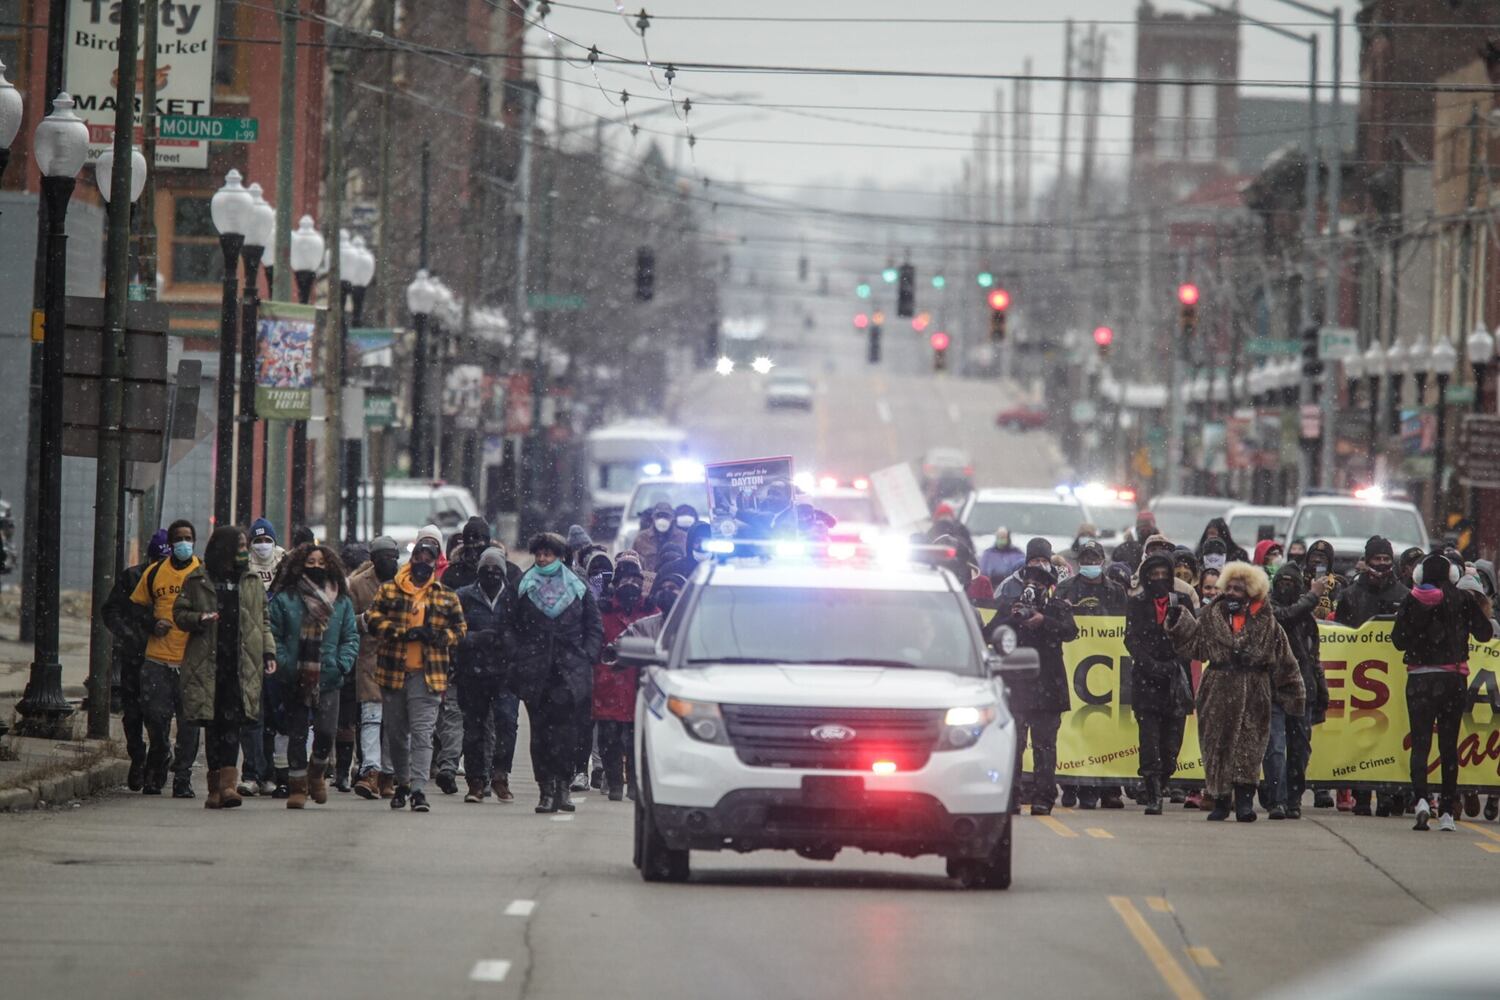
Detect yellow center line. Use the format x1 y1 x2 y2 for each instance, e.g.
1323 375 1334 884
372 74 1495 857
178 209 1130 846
1107 897 1206 1000
1475 842 1500 854
1033 814 1079 838
1147 897 1174 913
1185 947 1221 969
1460 821 1500 844
1086 828 1115 839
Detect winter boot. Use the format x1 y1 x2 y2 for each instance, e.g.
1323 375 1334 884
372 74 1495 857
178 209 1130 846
492 773 514 803
1143 777 1163 816
1206 795 1231 821
218 768 243 809
464 779 485 804
1313 789 1335 808
334 742 354 793
286 774 309 810
353 770 380 800
1486 795 1500 822
536 781 558 814
1234 785 1258 822
271 767 291 800
127 759 145 792
1060 786 1078 808
378 772 396 799
307 761 329 805
172 773 195 799
1101 787 1125 809
204 768 223 809
608 781 625 802
556 779 576 813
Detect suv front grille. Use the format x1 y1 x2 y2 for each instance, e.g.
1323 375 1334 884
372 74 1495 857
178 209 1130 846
720 704 944 771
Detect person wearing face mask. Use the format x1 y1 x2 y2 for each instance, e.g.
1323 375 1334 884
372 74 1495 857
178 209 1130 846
453 547 520 803
1133 535 1201 610
1264 562 1327 819
350 536 400 799
247 518 285 593
509 533 604 814
267 544 359 809
367 527 468 813
1125 554 1196 816
102 529 171 791
673 504 699 534
1055 540 1127 810
1253 539 1285 576
440 517 496 592
173 526 276 810
1200 538 1229 579
631 502 688 583
1305 540 1347 621
1197 518 1249 563
592 559 656 802
584 552 616 599
1397 546 1425 588
980 527 1026 585
1287 538 1309 568
995 539 1079 816
131 519 203 797
1393 554 1495 832
1165 561 1305 822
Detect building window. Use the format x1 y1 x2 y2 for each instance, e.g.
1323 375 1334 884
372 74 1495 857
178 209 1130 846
1156 63 1182 158
214 0 238 88
171 195 220 284
1187 67 1218 161
0 0 21 74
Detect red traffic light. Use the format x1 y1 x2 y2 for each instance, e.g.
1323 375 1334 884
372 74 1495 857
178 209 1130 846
854 313 869 329
930 331 951 352
987 289 1011 311
1093 325 1114 347
1177 283 1199 306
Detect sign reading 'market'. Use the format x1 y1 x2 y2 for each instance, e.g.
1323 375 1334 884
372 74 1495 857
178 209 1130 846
64 0 219 169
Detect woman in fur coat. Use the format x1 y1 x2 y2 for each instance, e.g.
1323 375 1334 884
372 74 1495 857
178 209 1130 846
1165 562 1305 822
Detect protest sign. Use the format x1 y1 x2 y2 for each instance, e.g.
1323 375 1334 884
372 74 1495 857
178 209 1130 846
705 456 795 539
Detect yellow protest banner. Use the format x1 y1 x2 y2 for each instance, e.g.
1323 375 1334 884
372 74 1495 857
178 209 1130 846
1026 616 1500 791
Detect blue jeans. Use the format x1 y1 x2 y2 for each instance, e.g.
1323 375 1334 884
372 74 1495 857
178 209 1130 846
1261 703 1288 809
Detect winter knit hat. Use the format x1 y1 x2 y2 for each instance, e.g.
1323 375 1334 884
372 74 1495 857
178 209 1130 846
462 516 492 548
1417 553 1454 587
566 524 592 550
1365 535 1395 560
146 528 171 561
250 517 276 543
614 550 645 580
369 535 399 556
413 524 444 557
1025 536 1053 561
477 547 508 571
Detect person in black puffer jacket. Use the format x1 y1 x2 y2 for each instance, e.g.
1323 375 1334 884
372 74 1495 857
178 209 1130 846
454 547 519 802
1267 563 1327 819
1392 553 1494 832
1123 554 1195 815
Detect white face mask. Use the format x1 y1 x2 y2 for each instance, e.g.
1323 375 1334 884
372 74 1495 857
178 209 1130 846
251 541 274 560
1203 554 1226 571
675 515 695 529
654 518 672 533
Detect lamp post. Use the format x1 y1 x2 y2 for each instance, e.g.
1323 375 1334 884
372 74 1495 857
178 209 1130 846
1466 324 1496 415
1432 338 1458 523
1363 340 1385 471
1386 339 1409 437
0 58 24 191
15 92 89 733
341 235 375 544
287 215 323 530
210 170 252 527
236 183 275 526
405 270 437 476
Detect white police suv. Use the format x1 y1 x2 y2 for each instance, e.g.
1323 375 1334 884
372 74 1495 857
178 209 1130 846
617 547 1038 888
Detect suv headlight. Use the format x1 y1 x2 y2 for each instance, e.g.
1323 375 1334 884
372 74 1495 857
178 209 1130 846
935 704 998 750
667 697 731 745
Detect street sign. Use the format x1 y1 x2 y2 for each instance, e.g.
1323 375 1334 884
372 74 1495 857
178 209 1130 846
1299 403 1322 440
527 293 586 312
364 390 395 428
159 115 260 143
1070 400 1097 423
1317 326 1359 361
1246 338 1300 357
1446 385 1477 406
1458 414 1500 487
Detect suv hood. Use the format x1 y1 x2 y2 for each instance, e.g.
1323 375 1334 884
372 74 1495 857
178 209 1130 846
666 665 993 709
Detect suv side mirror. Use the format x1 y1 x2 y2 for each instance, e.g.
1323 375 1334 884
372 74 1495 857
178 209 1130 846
615 636 666 668
988 647 1039 679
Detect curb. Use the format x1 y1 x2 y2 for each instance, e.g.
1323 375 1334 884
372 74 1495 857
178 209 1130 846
0 757 130 812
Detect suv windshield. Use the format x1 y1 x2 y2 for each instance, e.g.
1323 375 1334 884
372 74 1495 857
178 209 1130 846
1150 501 1233 542
630 482 707 518
379 495 468 526
1292 504 1424 544
681 586 979 674
964 501 1082 537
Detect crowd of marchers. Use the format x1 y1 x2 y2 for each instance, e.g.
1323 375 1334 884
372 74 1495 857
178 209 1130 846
924 507 1497 832
100 509 695 814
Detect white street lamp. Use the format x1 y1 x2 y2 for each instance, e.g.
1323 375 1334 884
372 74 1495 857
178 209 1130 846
1362 340 1386 378
33 92 90 179
0 58 22 161
210 168 252 238
1466 323 1495 367
289 215 324 304
243 182 276 251
94 144 148 204
1431 338 1458 379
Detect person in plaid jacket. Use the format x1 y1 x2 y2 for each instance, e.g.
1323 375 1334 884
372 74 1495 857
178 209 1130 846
366 527 467 812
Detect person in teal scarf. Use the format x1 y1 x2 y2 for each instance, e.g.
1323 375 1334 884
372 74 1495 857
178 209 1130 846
510 532 604 813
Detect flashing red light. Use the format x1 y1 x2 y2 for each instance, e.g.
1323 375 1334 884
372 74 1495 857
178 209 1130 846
854 313 869 329
1093 325 1114 347
1118 488 1137 502
987 289 1011 311
1177 283 1199 306
930 331 950 352
871 760 897 775
912 312 931 332
852 477 870 491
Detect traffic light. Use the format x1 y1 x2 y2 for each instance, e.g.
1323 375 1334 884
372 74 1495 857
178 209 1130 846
897 264 916 317
856 282 871 299
977 271 994 288
882 266 899 284
868 323 883 364
1301 324 1322 378
931 274 946 290
1093 325 1114 359
988 288 1010 343
635 246 655 301
1177 282 1198 337
853 313 869 330
930 331 949 371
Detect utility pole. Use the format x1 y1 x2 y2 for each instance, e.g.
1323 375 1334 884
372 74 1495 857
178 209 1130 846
371 0 395 534
86 0 140 739
268 0 299 532
1457 103 1482 522
1298 35 1320 495
135 0 160 544
1318 5 1344 487
323 48 348 544
1056 20 1074 223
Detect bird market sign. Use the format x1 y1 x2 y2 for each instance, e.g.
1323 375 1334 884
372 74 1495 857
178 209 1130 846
64 1 218 169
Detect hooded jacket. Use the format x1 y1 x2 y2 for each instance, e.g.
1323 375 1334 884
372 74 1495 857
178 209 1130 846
1252 538 1282 569
172 566 275 725
980 534 1026 582
1270 563 1329 723
347 562 386 702
1123 554 1195 717
1301 539 1347 620
1130 536 1201 609
632 502 688 585
1391 574 1495 671
1331 556 1405 628
1197 518 1249 563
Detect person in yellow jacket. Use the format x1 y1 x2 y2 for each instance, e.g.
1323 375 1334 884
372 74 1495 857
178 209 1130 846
129 519 202 797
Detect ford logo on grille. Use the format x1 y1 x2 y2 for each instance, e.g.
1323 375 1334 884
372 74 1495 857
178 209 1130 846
810 724 857 742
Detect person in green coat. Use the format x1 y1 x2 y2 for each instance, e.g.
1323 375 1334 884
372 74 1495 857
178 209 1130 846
173 526 276 810
268 543 360 809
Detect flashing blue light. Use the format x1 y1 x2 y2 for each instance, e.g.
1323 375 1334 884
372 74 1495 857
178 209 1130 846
704 539 736 555
775 541 809 559
643 462 664 476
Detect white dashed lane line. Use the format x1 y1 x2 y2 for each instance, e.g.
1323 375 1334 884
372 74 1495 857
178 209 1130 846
469 960 512 983
504 899 536 917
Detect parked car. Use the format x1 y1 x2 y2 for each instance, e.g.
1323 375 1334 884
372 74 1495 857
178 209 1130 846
995 405 1048 432
765 370 814 410
309 479 481 557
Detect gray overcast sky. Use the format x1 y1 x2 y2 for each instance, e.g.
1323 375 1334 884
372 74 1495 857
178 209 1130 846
537 0 1361 196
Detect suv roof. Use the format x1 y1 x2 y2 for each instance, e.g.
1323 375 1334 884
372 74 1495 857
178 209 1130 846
969 488 1083 506
701 560 956 593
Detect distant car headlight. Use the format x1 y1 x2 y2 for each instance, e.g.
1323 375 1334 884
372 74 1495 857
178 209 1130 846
936 704 997 750
667 697 731 745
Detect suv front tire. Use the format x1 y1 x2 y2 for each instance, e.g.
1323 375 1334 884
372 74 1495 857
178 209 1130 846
635 756 690 883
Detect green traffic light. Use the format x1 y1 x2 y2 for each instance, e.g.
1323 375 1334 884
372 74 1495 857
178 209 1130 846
931 275 946 289
856 283 872 299
882 267 898 283
977 272 994 288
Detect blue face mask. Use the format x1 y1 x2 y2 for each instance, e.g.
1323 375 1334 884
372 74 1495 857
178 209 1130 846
1079 564 1102 580
171 541 194 562
535 559 563 577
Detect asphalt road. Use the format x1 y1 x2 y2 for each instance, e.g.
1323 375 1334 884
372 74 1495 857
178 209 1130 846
671 368 1066 492
4 751 1499 1000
